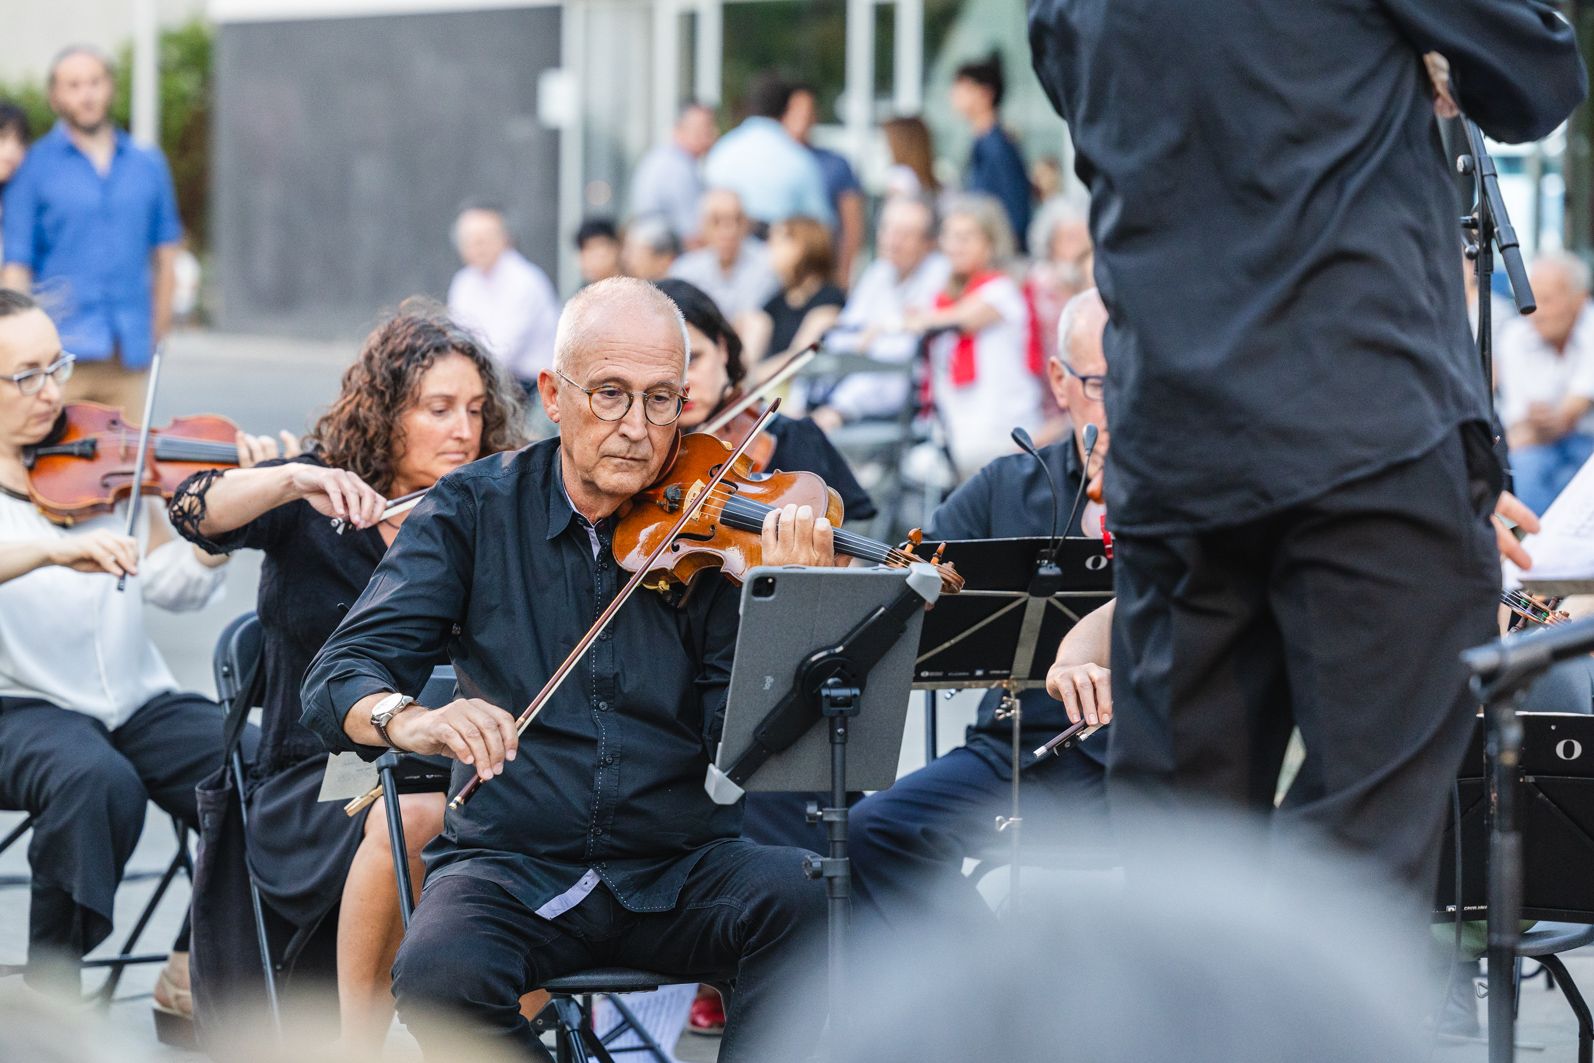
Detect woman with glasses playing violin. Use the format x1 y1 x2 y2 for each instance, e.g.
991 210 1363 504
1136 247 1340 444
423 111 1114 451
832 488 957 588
0 289 291 1015
166 300 525 1046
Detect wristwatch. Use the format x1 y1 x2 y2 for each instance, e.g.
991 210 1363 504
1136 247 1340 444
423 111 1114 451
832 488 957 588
370 692 415 750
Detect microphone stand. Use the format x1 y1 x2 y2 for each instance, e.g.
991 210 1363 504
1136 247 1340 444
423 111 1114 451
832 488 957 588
1455 113 1536 1063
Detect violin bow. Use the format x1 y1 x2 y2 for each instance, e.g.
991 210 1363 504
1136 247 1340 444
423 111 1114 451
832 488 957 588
344 399 782 818
116 342 167 592
699 341 819 438
331 485 428 534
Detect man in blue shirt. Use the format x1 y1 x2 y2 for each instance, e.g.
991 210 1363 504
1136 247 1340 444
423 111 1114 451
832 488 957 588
705 76 833 232
951 53 1032 253
2 46 182 413
781 83 865 284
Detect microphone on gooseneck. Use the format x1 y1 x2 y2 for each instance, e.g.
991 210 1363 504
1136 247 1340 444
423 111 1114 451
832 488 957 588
1062 423 1100 546
1011 427 1060 551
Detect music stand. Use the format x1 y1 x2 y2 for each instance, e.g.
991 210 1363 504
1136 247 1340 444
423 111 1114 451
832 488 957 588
707 564 939 1047
912 536 1115 909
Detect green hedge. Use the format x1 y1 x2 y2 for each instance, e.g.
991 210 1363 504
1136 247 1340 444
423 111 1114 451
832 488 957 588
0 20 212 253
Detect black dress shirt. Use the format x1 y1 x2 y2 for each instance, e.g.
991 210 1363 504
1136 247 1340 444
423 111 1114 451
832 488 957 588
300 439 744 917
1027 0 1585 535
173 456 389 778
926 441 1105 771
765 413 877 523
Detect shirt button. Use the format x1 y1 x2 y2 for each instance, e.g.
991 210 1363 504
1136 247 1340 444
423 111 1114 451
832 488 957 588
591 826 603 835
602 755 614 766
596 700 609 711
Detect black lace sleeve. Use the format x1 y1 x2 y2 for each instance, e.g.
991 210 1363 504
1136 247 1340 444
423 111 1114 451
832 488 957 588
168 468 236 554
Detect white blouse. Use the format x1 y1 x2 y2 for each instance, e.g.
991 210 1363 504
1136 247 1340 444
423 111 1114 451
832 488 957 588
0 491 226 728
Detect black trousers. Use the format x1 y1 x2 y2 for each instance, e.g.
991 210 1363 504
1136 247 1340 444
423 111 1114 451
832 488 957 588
392 840 825 1062
0 691 227 987
846 745 1107 931
1108 428 1499 901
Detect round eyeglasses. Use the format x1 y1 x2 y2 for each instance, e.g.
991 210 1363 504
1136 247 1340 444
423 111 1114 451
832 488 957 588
555 370 686 426
1062 361 1106 403
6 353 76 397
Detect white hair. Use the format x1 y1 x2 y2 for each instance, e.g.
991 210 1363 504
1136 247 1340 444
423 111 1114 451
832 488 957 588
1028 195 1089 262
1533 249 1592 295
1055 288 1106 368
940 193 1016 268
552 276 690 381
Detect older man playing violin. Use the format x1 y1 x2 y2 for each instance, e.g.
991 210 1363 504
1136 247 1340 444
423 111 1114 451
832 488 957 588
301 277 833 1062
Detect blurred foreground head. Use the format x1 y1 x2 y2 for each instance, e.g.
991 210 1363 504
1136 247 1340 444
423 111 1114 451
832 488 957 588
764 808 1436 1062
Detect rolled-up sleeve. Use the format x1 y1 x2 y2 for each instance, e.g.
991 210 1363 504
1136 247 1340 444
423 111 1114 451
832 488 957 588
300 475 475 754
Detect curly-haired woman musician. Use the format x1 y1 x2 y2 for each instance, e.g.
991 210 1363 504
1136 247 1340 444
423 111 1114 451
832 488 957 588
169 301 524 1044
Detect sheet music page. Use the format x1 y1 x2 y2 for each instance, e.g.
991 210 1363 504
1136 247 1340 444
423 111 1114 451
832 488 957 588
1506 453 1594 589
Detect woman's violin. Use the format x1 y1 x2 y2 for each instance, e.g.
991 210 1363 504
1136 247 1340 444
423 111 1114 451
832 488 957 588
695 342 822 474
613 429 964 595
22 403 244 525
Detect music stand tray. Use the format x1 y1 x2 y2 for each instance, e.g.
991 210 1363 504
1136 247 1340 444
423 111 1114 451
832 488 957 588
914 537 1113 690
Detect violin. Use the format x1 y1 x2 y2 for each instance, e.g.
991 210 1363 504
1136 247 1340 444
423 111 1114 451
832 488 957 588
613 429 964 595
22 403 243 525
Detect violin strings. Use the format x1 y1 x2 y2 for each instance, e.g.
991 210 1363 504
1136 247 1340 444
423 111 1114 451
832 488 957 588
689 484 926 568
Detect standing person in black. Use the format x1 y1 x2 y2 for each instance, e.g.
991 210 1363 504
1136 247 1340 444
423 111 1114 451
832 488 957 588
1027 1 1587 900
168 302 525 1045
845 288 1111 930
299 278 833 1062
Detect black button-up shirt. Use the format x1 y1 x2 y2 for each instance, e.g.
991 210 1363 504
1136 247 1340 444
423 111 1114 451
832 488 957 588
927 441 1105 771
300 438 743 916
1027 0 1585 536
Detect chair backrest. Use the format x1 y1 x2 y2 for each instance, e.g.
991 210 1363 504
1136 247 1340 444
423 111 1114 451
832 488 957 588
213 612 265 710
420 664 457 707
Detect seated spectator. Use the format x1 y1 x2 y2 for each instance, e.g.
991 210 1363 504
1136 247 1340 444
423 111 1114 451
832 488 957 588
1498 250 1594 514
445 204 559 394
742 216 845 367
906 193 1042 476
668 188 778 328
809 196 950 432
704 75 832 229
628 102 716 248
782 84 864 283
1026 198 1094 436
620 214 681 281
574 218 622 287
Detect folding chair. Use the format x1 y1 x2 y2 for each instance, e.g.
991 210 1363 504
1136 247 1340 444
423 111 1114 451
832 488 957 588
211 611 281 1021
0 796 192 1004
380 669 673 1063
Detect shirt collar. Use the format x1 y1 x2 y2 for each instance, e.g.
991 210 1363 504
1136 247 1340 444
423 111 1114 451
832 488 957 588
546 452 580 541
48 121 129 159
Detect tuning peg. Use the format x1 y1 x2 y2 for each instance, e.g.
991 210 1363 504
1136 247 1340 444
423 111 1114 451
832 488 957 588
930 541 946 565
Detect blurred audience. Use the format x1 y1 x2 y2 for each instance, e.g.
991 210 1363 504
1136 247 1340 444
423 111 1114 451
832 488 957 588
620 214 681 282
1026 198 1094 367
445 204 559 394
810 197 950 432
0 103 30 263
705 75 832 230
742 216 845 366
882 116 939 203
782 83 864 284
628 102 716 249
573 218 622 288
951 53 1032 254
908 194 1042 475
2 46 182 413
668 188 778 328
1498 250 1594 514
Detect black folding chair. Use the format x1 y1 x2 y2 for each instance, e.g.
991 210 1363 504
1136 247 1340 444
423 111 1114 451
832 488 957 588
380 669 673 1063
0 798 192 1003
211 611 281 1021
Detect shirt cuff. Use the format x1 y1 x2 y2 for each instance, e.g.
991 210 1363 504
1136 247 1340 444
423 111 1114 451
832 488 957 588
304 667 399 759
